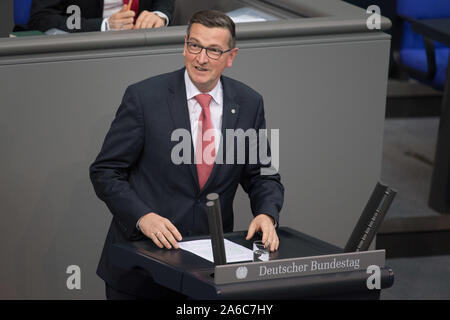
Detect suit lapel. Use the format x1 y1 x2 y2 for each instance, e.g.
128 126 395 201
221 78 240 142
167 68 199 188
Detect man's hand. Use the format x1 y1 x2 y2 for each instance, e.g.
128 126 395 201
246 214 279 252
134 11 166 29
138 212 182 249
109 5 135 30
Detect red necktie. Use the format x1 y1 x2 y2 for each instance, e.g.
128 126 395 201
123 0 139 15
195 94 215 190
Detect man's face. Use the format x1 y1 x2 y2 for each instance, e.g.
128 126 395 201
183 23 238 93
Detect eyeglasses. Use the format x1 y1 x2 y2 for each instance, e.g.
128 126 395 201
186 41 232 60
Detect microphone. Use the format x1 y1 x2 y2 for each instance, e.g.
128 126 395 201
344 182 396 252
206 193 227 265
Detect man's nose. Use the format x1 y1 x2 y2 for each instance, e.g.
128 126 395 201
197 48 209 64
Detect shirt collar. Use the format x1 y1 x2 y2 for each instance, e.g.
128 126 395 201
184 69 222 105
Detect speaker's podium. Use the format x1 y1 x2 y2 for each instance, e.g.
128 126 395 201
111 227 394 299
112 184 396 299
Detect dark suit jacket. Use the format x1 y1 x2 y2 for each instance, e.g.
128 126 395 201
28 0 175 32
89 68 284 297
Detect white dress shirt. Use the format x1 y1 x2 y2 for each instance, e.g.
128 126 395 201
101 0 169 31
184 70 223 154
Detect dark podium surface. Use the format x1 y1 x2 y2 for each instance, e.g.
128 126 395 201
112 227 394 299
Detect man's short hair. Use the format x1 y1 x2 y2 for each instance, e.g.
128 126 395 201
186 10 236 49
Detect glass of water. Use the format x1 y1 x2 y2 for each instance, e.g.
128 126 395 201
253 240 270 262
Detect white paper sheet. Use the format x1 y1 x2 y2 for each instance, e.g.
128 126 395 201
179 239 253 263
227 7 279 24
231 14 267 23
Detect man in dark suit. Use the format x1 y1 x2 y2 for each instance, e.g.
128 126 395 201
90 10 284 299
28 0 174 32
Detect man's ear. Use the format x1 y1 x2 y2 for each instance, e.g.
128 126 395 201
226 48 239 68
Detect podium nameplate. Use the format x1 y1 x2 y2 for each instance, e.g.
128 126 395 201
214 250 385 285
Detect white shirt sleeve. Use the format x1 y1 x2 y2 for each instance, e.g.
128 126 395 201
152 11 169 26
136 217 142 230
101 18 110 31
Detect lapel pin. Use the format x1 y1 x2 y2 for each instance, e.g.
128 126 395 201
231 109 236 114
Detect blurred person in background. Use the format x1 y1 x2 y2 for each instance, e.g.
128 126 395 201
28 0 175 32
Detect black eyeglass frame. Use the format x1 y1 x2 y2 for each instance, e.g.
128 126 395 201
186 41 233 60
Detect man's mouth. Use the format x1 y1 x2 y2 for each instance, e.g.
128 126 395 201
194 66 208 72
